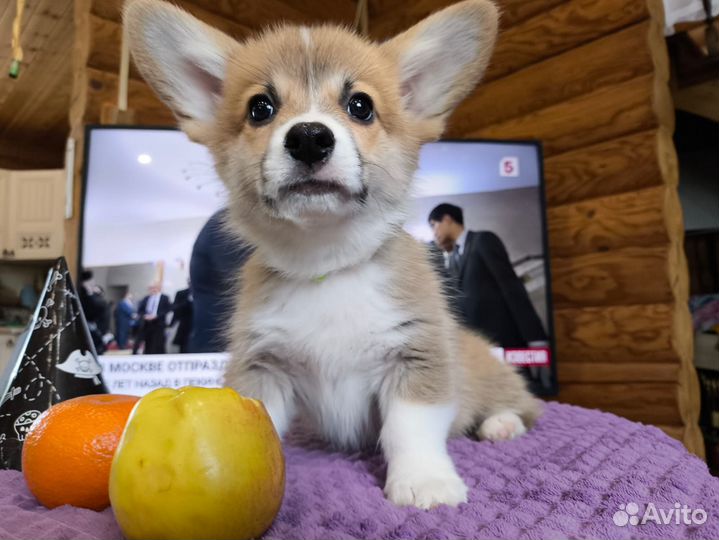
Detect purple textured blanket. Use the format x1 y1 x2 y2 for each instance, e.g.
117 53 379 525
1 402 717 540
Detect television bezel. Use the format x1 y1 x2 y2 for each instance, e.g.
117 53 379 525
80 125 558 396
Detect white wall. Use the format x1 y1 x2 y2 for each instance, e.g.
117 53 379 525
84 216 207 269
91 261 188 307
406 187 545 262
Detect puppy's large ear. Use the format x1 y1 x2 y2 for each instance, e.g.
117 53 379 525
124 0 237 137
381 0 498 136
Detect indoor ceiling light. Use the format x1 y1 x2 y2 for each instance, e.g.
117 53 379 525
137 153 152 165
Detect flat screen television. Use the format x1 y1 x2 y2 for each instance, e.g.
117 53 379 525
81 126 557 395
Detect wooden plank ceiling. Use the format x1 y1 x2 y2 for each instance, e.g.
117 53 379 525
0 0 74 168
0 0 356 169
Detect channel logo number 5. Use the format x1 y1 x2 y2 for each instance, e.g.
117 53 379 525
500 156 519 177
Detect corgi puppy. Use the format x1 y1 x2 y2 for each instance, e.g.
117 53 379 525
125 0 541 509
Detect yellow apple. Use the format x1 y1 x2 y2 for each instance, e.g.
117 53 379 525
109 387 285 540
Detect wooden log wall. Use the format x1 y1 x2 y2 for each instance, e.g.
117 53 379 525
370 0 703 456
65 0 703 455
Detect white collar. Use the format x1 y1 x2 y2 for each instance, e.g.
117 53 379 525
456 228 468 255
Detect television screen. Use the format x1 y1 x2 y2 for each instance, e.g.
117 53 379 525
81 127 556 396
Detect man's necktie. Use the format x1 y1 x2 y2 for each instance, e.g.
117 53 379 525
448 245 461 279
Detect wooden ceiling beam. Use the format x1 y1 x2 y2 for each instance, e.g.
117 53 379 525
92 0 252 36
91 0 354 31
285 0 357 23
87 13 244 80
197 0 356 25
196 0 307 24
370 0 569 40
0 134 66 169
83 67 174 126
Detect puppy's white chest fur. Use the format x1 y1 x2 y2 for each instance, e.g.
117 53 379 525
248 261 408 447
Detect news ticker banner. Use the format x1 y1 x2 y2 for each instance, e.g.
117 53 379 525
98 348 550 396
97 353 228 396
502 347 552 367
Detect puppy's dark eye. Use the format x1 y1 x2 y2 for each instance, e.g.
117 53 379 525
347 93 374 122
248 94 276 124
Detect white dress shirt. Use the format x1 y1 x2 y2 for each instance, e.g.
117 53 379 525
147 293 161 316
443 228 468 269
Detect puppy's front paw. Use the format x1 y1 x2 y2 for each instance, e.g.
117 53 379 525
385 466 468 509
478 410 526 441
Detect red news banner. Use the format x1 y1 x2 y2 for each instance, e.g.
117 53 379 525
494 347 551 367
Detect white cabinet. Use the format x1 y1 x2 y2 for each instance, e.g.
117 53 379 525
0 329 22 378
0 169 65 261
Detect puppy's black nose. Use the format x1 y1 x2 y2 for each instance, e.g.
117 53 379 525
284 122 335 166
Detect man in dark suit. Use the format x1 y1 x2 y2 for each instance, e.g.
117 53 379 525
133 284 171 355
428 203 547 348
79 270 111 355
114 291 136 349
189 209 253 352
170 286 193 353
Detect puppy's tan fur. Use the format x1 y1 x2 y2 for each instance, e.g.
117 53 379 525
125 0 541 508
228 232 539 436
